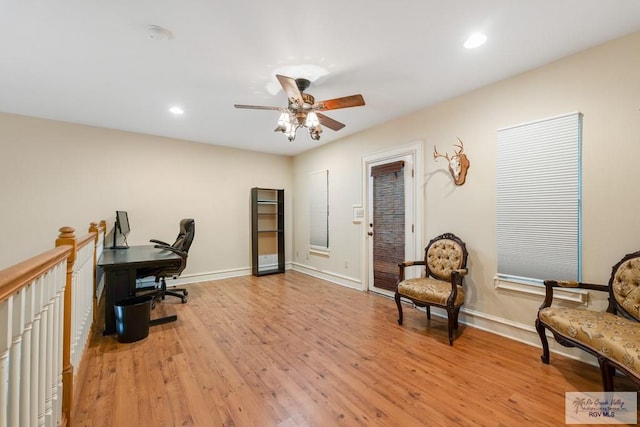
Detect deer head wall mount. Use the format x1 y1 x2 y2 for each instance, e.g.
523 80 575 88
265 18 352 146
433 138 470 186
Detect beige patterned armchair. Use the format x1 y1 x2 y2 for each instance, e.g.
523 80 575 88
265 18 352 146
536 250 640 391
395 233 468 345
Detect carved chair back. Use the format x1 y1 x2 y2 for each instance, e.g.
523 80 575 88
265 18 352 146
424 233 468 281
609 250 640 322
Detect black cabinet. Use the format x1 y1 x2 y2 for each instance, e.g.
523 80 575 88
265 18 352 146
251 188 284 276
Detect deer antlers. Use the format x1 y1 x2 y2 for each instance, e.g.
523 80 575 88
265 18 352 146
433 138 465 161
433 145 450 161
453 137 464 154
433 137 470 186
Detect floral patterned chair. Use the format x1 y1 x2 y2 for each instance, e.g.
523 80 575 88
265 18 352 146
395 233 468 345
536 250 640 391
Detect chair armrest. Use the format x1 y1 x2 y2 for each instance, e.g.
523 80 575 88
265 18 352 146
399 261 426 267
539 279 609 310
150 238 170 246
154 244 188 258
450 268 468 287
398 261 425 281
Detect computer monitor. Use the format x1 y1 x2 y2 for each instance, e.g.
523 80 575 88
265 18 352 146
116 210 130 235
112 210 131 249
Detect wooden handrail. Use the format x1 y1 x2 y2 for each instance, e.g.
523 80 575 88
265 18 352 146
0 221 106 427
76 231 95 250
0 245 73 303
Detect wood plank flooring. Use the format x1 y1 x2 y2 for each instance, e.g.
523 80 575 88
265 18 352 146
72 271 637 426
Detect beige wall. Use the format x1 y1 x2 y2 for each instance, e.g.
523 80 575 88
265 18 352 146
292 32 640 348
2 31 639 354
0 114 293 276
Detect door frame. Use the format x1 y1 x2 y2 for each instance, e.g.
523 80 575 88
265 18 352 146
361 141 424 294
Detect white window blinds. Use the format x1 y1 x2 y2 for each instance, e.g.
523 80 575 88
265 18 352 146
496 112 582 282
309 170 329 251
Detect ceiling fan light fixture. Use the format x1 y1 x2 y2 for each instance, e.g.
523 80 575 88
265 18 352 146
285 127 297 141
277 112 291 126
305 112 319 127
309 125 322 141
276 112 297 140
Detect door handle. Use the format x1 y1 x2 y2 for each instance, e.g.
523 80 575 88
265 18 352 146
368 232 373 236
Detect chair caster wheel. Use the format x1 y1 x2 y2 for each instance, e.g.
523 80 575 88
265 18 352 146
184 290 189 296
181 298 187 304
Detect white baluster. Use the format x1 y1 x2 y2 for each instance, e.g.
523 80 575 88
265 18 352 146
71 266 79 369
9 289 25 427
20 284 35 427
43 266 56 425
37 275 49 427
53 263 65 424
30 276 43 427
0 296 14 427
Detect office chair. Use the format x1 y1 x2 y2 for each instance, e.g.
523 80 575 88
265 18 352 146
139 218 195 306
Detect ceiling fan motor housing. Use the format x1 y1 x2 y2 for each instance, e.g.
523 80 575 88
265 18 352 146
295 78 311 92
288 93 315 111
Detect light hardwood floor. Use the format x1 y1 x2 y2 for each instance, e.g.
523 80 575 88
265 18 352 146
72 271 637 426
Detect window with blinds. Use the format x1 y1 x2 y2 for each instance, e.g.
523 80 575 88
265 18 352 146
496 112 582 283
309 170 329 253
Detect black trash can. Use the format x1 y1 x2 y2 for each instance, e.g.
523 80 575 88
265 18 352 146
114 295 152 343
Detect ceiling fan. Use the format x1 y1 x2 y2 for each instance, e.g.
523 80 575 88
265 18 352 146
234 74 366 141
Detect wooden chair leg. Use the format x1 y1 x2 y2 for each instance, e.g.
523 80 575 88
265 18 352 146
426 305 431 320
395 292 403 325
599 359 615 391
535 319 550 364
447 308 456 346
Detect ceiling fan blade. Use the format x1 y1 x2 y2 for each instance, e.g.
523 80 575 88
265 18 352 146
317 113 345 131
315 94 365 111
276 74 303 104
234 104 281 111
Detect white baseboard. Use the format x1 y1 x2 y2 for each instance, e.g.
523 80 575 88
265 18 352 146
289 263 597 367
143 261 296 288
291 262 363 291
404 302 598 367
137 266 252 288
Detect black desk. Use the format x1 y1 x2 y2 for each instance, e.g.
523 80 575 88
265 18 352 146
98 245 183 335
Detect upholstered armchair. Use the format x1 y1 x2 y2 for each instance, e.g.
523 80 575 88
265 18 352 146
536 250 640 390
395 233 468 345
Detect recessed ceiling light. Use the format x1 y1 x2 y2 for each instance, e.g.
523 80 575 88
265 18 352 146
169 106 184 115
464 33 487 49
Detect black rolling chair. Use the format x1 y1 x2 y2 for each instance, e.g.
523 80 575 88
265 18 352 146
139 218 195 306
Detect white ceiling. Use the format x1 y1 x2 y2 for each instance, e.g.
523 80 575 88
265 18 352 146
2 1 640 156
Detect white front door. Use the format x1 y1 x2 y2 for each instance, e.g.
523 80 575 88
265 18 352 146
363 143 422 296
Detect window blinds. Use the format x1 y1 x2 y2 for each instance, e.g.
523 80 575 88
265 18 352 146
309 170 329 250
496 112 582 282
